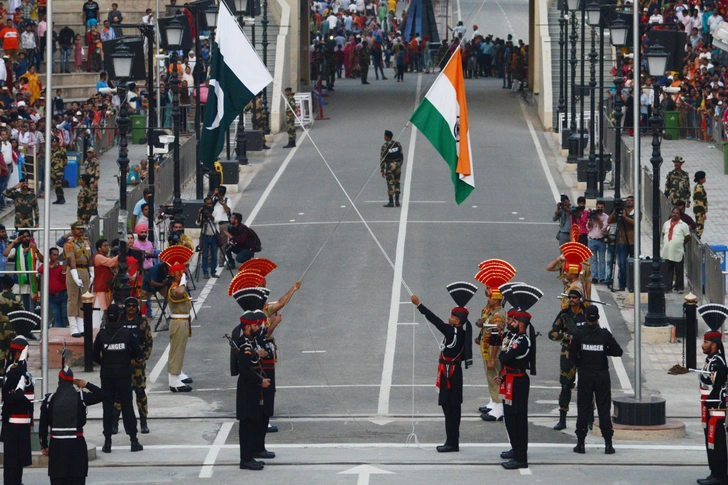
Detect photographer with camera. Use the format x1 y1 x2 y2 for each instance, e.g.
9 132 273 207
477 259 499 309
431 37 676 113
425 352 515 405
167 220 194 251
211 186 231 269
224 213 261 268
572 197 589 246
607 196 634 292
553 194 572 246
196 197 224 279
586 200 609 285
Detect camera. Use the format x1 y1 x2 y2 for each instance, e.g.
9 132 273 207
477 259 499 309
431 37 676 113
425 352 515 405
588 209 599 220
168 230 183 245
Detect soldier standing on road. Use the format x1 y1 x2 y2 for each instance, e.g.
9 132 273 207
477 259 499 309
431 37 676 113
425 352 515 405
112 297 153 435
475 287 506 422
283 87 296 148
65 221 93 338
231 309 271 471
84 146 100 215
698 328 728 485
1 352 33 485
569 305 623 455
497 310 537 470
39 368 107 485
359 40 371 84
50 136 67 205
166 261 193 392
380 129 404 208
77 174 94 224
410 293 470 453
0 274 21 376
93 304 144 454
664 156 691 207
549 288 587 431
693 170 708 239
243 93 270 149
2 178 40 229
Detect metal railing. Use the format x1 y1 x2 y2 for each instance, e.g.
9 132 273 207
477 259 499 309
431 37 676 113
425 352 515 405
705 245 726 304
685 235 703 296
601 105 635 195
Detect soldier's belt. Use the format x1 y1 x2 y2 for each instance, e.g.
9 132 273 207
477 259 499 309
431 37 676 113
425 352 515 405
504 366 526 376
75 264 89 269
170 314 190 319
9 414 31 424
50 426 84 438
709 409 726 418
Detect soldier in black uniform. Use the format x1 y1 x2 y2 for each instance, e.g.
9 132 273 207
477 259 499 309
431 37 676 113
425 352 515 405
698 328 728 485
92 304 144 453
498 310 537 470
380 129 404 208
569 305 623 455
411 294 469 452
39 367 107 485
1 362 32 485
231 309 271 470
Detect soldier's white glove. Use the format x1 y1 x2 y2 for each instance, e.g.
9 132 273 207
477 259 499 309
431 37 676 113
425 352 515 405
180 273 187 287
88 267 95 288
71 269 83 287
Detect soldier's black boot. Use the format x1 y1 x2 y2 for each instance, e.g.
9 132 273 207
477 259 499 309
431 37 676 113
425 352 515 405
111 408 120 435
53 197 65 204
140 417 150 434
102 438 112 453
553 411 567 430
573 437 586 454
283 141 296 148
395 194 400 207
130 438 143 452
383 196 394 208
604 437 615 455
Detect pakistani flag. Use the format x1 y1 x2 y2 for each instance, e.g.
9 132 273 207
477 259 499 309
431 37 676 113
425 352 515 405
199 0 273 169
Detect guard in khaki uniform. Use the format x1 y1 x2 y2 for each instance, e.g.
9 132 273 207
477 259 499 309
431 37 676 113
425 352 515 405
159 246 194 392
50 137 67 205
474 259 516 422
84 147 100 215
64 221 93 338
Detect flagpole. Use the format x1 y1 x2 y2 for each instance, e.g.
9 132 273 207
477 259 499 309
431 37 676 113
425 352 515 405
41 0 54 396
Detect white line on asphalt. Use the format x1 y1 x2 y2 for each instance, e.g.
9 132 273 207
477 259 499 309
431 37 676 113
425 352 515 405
246 132 308 226
591 287 634 394
378 74 422 416
521 101 560 201
302 350 327 353
519 468 533 475
364 200 446 204
148 345 170 384
397 322 419 326
147 383 561 393
198 421 234 478
252 220 554 227
535 400 559 405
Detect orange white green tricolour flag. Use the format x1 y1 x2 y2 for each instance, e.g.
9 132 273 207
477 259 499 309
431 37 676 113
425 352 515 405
410 45 474 204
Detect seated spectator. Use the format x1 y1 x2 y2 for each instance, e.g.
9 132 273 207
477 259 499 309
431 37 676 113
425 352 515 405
127 164 141 185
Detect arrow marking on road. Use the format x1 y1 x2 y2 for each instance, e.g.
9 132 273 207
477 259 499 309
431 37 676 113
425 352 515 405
339 464 394 485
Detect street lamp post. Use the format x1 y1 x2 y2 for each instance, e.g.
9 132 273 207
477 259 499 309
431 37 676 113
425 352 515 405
557 8 567 132
234 0 249 165
585 1 600 199
645 42 670 327
261 0 270 133
162 18 185 210
609 18 628 200
566 0 580 164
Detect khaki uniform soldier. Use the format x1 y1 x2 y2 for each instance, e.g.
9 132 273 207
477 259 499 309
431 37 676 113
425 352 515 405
693 170 707 239
380 130 404 207
50 137 68 205
166 263 193 392
64 221 93 338
77 174 95 224
664 156 691 207
2 178 40 229
283 87 296 148
0 275 21 378
84 147 100 215
359 41 371 84
243 95 270 149
113 297 154 435
477 294 507 421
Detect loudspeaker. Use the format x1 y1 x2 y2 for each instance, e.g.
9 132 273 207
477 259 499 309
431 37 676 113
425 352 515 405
179 199 205 229
102 37 147 81
218 161 240 185
577 155 612 183
627 258 672 293
648 29 687 73
245 130 265 151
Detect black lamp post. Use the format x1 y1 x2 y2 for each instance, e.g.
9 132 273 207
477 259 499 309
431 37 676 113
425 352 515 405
585 1 600 199
164 18 185 210
234 0 249 165
557 6 567 132
111 43 134 212
609 18 628 200
566 0 580 164
645 42 670 327
261 0 270 133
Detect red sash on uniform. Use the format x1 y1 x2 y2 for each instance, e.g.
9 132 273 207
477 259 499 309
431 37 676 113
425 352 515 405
502 367 526 405
701 390 710 429
708 410 726 449
436 355 460 390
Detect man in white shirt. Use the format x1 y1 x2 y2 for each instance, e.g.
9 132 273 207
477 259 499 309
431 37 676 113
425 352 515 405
661 207 691 293
327 13 338 30
708 9 724 37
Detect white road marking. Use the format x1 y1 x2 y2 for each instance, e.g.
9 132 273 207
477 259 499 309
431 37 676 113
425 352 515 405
378 74 422 416
148 345 170 384
147 383 561 393
198 421 234 478
252 220 554 227
397 322 419 326
521 101 560 201
591 287 634 394
519 468 533 475
339 464 394 484
535 400 559 405
302 350 327 353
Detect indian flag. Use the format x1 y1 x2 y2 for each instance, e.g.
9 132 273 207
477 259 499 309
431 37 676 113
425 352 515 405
199 0 273 169
410 46 474 204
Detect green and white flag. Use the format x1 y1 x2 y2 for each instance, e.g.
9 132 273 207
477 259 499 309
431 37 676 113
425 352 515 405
199 0 272 169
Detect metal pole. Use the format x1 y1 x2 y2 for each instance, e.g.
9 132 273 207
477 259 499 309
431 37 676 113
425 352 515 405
585 22 598 199
598 13 605 197
41 0 53 395
557 11 566 132
579 2 586 154
613 54 624 200
261 0 270 134
567 9 579 164
170 52 182 209
194 7 204 199
82 293 94 372
117 82 130 211
684 295 697 369
235 17 249 165
632 0 642 401
645 82 668 327
146 25 156 223
156 0 161 128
